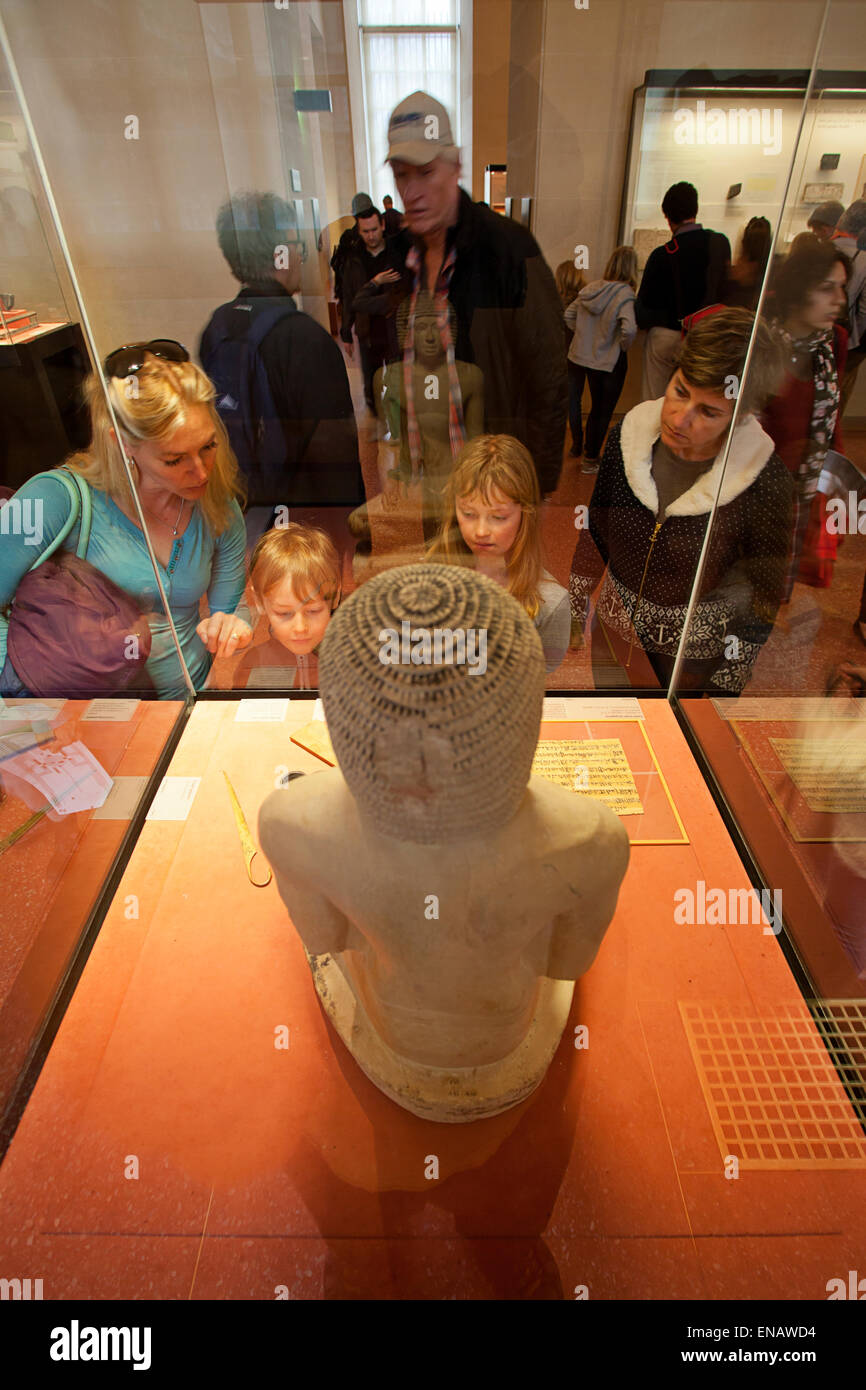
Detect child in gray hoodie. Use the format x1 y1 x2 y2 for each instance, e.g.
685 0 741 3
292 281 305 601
565 246 638 472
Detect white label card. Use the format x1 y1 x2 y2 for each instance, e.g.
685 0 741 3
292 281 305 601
542 697 643 721
234 698 291 723
82 699 140 722
145 776 201 821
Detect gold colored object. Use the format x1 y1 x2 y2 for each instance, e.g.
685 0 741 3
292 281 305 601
222 771 272 887
0 806 49 856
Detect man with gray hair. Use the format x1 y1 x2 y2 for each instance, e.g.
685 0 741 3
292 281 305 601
200 191 362 533
377 90 567 497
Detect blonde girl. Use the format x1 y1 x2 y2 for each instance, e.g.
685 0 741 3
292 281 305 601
426 434 569 672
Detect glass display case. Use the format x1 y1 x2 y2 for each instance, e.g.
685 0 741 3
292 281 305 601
0 0 864 1327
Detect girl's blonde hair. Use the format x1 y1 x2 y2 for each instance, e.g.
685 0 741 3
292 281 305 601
602 245 638 290
64 354 244 534
250 523 341 608
426 434 543 620
555 259 585 308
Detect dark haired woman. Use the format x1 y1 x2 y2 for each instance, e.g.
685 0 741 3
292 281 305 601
723 216 773 311
569 308 792 692
764 241 849 594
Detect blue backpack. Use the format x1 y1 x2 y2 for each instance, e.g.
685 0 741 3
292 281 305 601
201 301 297 505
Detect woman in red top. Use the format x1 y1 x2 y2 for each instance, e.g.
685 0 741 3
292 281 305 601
763 240 849 596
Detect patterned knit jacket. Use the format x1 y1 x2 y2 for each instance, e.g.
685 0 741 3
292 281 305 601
569 399 793 693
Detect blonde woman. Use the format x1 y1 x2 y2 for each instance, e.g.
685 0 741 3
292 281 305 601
0 341 251 697
565 245 638 471
426 434 569 672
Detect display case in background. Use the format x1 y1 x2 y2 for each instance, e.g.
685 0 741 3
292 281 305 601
0 45 91 489
619 67 866 424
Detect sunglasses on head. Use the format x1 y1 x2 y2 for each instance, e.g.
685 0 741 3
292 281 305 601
103 339 189 379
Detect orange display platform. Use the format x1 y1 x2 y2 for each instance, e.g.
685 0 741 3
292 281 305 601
0 697 863 1301
0 698 185 1119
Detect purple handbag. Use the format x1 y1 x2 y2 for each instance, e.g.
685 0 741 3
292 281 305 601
3 469 152 697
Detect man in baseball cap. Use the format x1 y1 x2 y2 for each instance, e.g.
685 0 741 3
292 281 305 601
377 89 567 498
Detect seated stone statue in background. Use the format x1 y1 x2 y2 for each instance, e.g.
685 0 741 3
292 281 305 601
259 563 629 1121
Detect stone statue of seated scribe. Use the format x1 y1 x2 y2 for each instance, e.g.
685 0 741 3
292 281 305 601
258 563 629 1122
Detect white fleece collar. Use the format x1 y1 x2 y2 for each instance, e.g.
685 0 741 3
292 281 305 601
620 398 776 518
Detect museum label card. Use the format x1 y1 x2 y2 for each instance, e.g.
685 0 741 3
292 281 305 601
770 737 866 814
542 697 643 721
532 738 643 816
714 696 833 721
92 775 150 821
145 776 201 821
82 698 140 722
234 698 291 722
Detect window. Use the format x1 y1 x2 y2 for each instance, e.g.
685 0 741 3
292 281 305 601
349 0 466 210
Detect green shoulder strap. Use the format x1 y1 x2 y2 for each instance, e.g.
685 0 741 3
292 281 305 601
29 467 92 571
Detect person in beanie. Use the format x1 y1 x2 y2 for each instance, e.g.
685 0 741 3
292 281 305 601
330 192 375 303
380 90 567 498
807 200 845 241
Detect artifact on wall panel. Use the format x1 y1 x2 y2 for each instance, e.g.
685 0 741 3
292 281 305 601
802 182 844 204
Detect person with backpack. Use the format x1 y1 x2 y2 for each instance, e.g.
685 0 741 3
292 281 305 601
636 181 731 400
200 192 363 548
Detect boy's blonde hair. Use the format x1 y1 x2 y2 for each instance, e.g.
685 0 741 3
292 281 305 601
66 355 244 535
249 523 341 608
426 434 543 620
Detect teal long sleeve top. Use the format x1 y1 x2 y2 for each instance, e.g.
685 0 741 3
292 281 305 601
0 470 246 697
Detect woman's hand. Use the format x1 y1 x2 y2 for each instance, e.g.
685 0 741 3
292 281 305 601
196 612 253 658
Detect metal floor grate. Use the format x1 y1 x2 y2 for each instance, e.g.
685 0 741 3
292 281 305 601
679 1001 866 1169
806 998 866 1127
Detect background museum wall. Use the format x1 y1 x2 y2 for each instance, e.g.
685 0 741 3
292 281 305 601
522 0 866 417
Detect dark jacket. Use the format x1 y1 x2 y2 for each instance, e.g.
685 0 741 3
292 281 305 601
340 240 403 353
365 189 567 495
569 399 792 693
636 226 731 332
199 283 362 507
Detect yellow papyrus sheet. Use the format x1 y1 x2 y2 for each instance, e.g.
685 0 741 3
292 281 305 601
770 736 866 815
531 738 643 816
